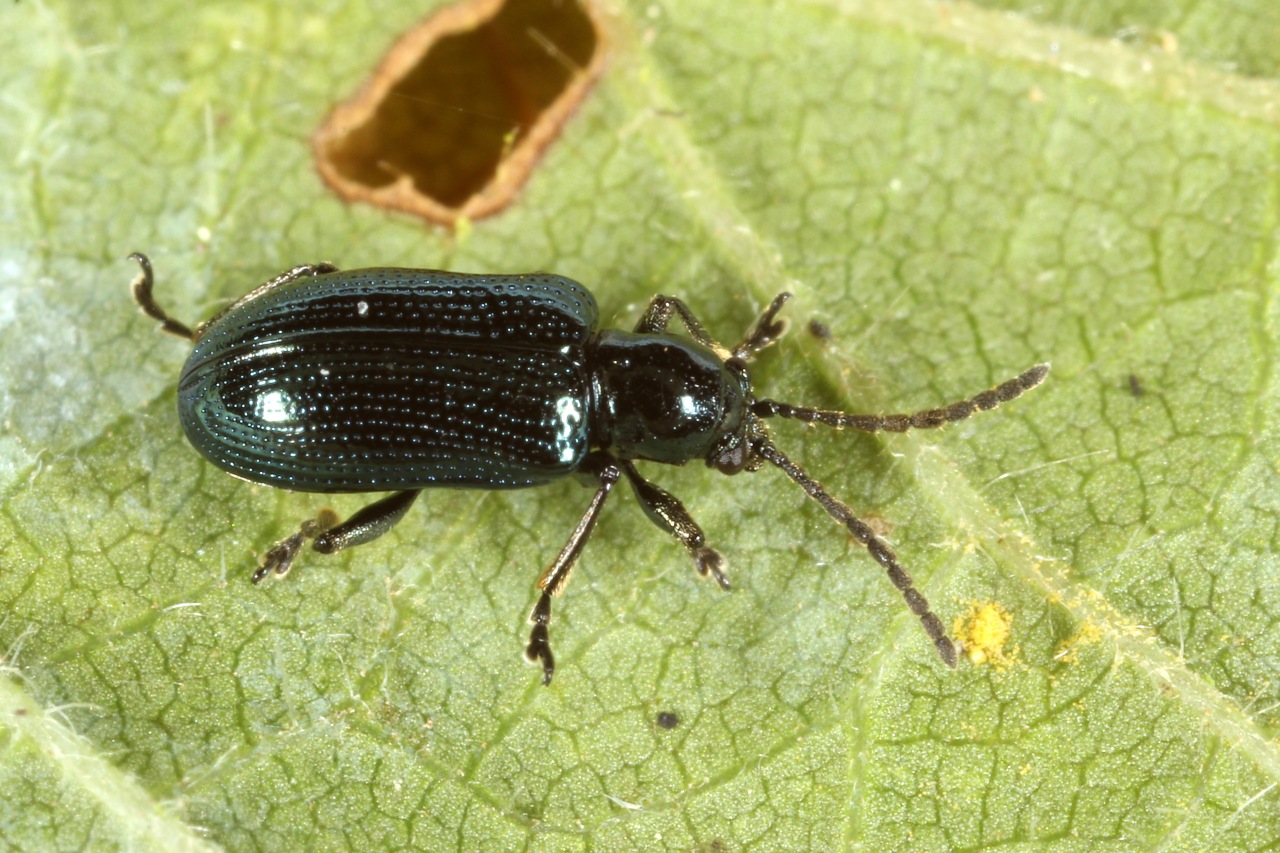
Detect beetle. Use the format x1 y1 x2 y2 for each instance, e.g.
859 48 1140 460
129 252 1047 684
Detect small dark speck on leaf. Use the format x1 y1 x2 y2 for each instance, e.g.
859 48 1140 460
1128 373 1144 397
656 711 679 729
807 318 832 341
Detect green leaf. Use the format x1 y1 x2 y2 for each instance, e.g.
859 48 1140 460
2 0 1279 849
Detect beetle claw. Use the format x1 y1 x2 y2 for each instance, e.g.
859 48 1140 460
694 546 731 591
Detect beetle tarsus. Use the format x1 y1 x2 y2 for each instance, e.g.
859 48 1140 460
733 292 792 360
255 532 305 583
255 492 420 583
254 509 340 583
526 592 555 685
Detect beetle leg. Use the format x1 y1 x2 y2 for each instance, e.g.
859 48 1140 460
128 253 196 341
253 489 420 583
633 296 723 351
526 458 621 685
619 460 729 590
635 294 796 364
128 253 340 341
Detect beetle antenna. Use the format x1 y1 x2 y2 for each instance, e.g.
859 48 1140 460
753 437 958 668
752 363 1049 432
127 253 196 341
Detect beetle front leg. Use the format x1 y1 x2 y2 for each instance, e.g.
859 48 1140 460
526 457 621 685
619 460 729 590
253 489 420 583
633 295 723 351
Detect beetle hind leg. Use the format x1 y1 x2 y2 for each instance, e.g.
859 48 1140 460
253 489 420 583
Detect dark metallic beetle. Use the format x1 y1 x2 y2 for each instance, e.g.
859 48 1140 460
129 253 1047 684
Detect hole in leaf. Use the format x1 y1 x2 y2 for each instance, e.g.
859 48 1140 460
313 0 605 227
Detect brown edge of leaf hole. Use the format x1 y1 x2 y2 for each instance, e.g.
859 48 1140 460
312 0 608 227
